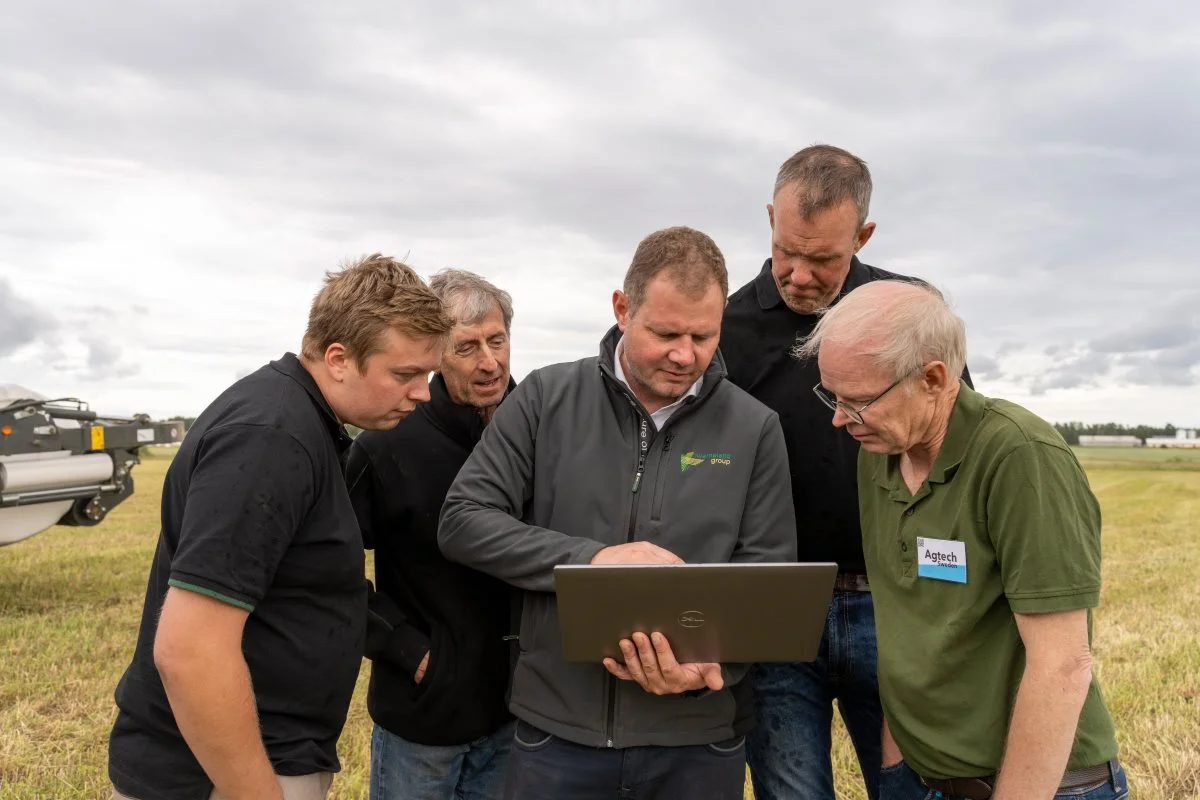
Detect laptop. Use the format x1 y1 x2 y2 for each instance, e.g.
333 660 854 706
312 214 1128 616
553 562 838 663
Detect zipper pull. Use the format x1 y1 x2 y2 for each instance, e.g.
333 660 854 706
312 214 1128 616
663 434 674 453
632 453 646 492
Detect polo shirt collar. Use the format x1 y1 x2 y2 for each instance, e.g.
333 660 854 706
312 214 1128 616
269 352 354 451
927 383 985 484
753 259 784 310
873 380 982 496
754 255 872 313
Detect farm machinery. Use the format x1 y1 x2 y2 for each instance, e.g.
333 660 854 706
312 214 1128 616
0 384 185 547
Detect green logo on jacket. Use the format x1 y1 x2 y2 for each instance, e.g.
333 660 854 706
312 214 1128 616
680 451 733 472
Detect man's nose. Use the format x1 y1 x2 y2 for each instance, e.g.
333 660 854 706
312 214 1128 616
790 262 814 287
478 348 498 373
411 379 432 403
670 342 696 367
831 405 853 429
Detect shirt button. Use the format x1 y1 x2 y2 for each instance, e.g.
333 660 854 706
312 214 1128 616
901 542 908 552
904 508 914 516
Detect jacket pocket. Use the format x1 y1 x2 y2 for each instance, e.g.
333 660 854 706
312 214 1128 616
414 625 454 703
650 434 674 521
518 591 555 654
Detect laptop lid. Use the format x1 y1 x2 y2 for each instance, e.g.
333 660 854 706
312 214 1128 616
553 562 837 664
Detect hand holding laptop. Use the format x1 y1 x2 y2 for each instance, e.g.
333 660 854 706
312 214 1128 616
590 544 720 693
591 541 683 566
603 631 723 695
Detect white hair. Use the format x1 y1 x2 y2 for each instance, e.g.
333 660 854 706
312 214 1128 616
793 280 967 381
428 268 514 332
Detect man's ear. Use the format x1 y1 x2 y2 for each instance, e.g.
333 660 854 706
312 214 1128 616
325 343 352 382
921 360 952 394
767 202 776 230
613 289 631 332
854 221 876 253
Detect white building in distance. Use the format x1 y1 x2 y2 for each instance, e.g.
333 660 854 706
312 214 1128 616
1078 435 1142 447
1144 429 1200 448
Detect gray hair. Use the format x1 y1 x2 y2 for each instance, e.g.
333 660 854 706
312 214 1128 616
793 280 966 382
428 268 514 332
773 144 873 230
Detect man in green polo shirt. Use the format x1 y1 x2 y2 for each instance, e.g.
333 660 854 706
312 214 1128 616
795 280 1127 800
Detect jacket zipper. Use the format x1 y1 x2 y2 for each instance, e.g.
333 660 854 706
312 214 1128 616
606 410 650 747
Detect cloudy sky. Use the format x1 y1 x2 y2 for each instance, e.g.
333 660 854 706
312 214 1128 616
2 1 1197 426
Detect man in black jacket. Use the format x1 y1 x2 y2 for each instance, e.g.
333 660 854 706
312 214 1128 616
347 269 517 800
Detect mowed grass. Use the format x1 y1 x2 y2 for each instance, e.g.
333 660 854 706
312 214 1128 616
2 448 1199 798
1074 445 1200 468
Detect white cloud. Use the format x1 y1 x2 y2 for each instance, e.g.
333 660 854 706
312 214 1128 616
1 0 1198 425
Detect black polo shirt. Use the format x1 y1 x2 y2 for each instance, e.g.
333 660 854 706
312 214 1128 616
109 353 366 800
721 258 971 573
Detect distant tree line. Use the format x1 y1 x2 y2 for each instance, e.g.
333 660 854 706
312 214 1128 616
171 415 1180 446
168 416 366 439
1052 422 1178 446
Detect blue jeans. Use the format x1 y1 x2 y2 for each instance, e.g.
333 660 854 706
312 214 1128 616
370 720 516 800
746 589 883 800
878 759 1129 800
502 719 747 800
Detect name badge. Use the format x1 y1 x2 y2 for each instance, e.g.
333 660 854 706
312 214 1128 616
916 537 967 583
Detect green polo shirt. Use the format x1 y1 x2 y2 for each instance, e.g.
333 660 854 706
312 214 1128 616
858 384 1118 779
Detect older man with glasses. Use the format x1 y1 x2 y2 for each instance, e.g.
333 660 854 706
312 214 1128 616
813 370 918 425
796 279 1127 800
720 145 973 800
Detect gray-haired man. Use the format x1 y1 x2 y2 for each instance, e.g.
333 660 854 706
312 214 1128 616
796 279 1125 800
720 144 973 799
346 269 518 800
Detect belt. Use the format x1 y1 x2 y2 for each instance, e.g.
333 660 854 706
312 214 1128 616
833 572 870 592
920 759 1120 800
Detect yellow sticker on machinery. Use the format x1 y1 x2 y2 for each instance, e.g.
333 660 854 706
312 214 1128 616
90 426 105 450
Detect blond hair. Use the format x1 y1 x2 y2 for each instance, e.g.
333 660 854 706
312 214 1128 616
301 253 454 367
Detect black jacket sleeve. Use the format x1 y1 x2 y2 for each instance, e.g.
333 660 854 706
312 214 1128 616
346 439 431 675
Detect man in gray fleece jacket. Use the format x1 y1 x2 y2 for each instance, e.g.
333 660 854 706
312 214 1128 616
438 226 798 800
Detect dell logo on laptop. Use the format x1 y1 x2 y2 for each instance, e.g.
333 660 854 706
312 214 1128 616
678 610 705 628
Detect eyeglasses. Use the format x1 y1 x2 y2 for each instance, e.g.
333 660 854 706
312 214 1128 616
812 373 910 425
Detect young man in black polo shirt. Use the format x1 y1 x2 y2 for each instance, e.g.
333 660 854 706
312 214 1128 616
347 269 518 800
720 145 970 800
108 254 454 800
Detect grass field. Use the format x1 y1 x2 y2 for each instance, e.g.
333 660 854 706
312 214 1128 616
2 447 1199 798
1074 446 1200 467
